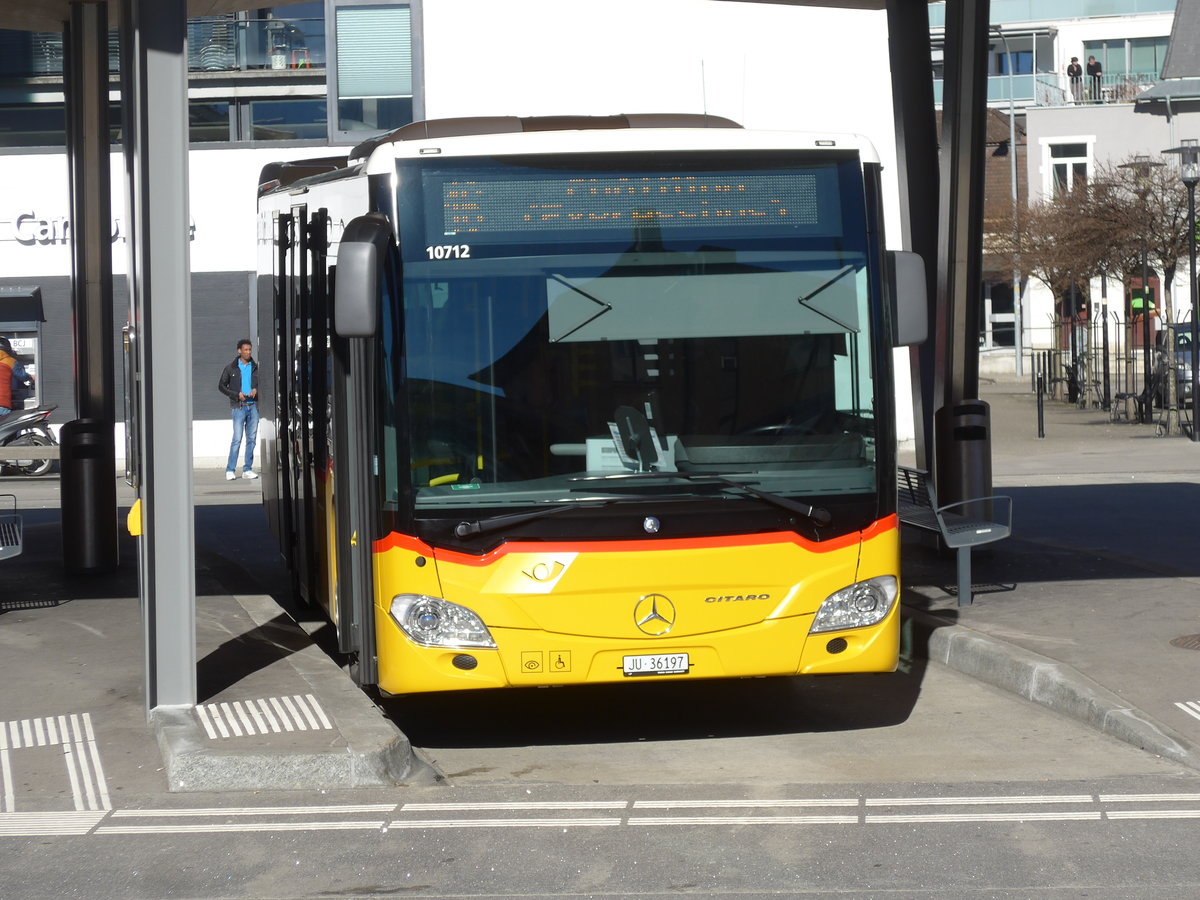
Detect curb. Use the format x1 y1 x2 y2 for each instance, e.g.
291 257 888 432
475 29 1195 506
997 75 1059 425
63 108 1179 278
151 594 423 792
904 606 1200 772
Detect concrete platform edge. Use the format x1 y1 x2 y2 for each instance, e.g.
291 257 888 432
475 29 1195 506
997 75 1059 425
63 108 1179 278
151 594 418 792
904 606 1200 773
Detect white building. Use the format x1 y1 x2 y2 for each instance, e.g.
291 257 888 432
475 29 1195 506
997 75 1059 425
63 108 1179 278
0 0 914 459
930 0 1189 383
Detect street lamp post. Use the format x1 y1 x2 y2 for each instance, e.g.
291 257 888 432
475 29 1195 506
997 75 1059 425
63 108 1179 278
1119 155 1163 425
1164 138 1200 442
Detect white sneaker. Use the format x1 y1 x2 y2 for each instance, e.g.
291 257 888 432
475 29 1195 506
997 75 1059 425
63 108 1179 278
225 471 236 481
242 470 259 480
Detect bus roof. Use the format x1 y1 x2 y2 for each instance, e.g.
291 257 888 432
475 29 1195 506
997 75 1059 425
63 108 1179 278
354 114 882 174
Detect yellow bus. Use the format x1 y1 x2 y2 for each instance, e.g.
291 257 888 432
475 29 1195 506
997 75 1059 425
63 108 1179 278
256 114 926 694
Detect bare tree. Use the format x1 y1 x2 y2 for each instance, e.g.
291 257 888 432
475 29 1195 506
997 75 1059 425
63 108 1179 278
1092 156 1190 321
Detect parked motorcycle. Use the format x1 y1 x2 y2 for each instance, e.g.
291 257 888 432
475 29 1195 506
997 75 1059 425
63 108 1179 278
0 405 58 477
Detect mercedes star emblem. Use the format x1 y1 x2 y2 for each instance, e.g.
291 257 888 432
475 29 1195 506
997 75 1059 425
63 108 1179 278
643 516 661 534
634 593 676 636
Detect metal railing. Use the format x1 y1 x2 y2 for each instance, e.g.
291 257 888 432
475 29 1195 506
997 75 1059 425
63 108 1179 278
1034 71 1158 107
1025 310 1188 428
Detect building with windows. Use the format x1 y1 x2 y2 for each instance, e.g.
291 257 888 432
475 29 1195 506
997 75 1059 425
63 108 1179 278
931 0 1195 380
0 0 914 455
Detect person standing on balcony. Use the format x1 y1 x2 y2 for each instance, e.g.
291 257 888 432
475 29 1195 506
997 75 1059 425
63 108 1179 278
1067 57 1083 103
1086 55 1103 103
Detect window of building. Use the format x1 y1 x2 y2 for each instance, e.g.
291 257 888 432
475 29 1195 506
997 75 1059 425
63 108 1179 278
0 104 67 148
248 98 328 140
190 102 232 142
329 2 414 141
997 50 1032 76
1046 141 1091 197
1083 36 1169 79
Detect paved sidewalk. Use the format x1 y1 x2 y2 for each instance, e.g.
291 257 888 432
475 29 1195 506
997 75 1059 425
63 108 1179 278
0 474 423 802
2 387 1199 802
900 379 1200 770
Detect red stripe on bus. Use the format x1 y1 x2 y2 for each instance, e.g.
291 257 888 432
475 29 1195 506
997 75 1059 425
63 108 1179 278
373 515 898 562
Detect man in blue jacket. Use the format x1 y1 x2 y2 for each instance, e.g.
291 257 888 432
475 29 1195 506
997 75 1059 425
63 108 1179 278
218 339 260 480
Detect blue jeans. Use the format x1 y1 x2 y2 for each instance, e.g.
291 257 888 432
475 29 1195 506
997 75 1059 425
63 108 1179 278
227 402 260 473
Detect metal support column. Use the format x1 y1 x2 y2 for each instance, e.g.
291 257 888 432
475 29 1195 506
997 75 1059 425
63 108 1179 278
63 0 119 573
936 0 990 410
932 0 992 505
120 0 197 711
886 0 940 469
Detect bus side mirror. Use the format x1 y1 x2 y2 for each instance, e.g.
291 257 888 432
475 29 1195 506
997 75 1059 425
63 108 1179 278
333 213 391 338
887 250 928 347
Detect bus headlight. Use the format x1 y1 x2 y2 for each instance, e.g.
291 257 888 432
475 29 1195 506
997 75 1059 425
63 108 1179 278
809 576 898 634
389 594 497 649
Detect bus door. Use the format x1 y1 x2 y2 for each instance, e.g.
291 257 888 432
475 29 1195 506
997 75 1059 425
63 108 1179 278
270 212 296 568
284 203 317 605
304 210 333 614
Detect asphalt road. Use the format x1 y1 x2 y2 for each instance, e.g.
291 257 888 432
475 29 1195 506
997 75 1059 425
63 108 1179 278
3 466 1200 898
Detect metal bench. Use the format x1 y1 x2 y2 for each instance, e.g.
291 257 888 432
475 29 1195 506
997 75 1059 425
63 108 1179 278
0 494 22 561
897 466 1012 606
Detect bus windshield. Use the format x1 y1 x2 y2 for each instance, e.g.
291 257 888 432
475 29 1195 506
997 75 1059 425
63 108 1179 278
387 151 883 531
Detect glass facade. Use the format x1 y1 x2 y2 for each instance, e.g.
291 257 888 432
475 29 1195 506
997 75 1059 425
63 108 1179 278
928 1 1176 28
331 3 414 138
0 1 403 148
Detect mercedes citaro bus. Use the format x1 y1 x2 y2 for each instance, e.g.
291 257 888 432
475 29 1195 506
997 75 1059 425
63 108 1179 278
256 113 926 695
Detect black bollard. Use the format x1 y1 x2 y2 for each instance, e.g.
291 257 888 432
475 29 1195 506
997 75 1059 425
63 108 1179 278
1036 373 1046 438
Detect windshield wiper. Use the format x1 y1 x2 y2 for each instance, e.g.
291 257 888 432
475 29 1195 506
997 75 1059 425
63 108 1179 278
568 472 832 527
451 495 679 539
451 500 609 539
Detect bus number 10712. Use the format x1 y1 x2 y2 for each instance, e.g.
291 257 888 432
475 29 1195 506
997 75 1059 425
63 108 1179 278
426 244 471 260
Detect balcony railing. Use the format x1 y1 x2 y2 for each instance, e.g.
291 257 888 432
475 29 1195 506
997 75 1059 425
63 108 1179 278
189 18 326 72
1033 71 1158 107
933 72 1158 108
933 73 1038 106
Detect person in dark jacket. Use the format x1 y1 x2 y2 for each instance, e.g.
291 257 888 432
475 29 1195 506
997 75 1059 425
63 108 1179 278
218 338 260 480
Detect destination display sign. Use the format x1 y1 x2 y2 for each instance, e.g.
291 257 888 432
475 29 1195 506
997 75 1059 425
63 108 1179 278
429 169 841 241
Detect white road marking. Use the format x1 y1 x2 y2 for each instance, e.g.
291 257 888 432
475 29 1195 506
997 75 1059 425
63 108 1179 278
384 817 622 829
97 821 385 835
401 801 627 812
269 696 294 731
629 815 858 826
280 695 307 730
196 695 334 740
0 811 106 836
633 799 859 809
293 694 320 729
255 698 282 733
866 794 1093 806
307 694 333 729
196 704 218 740
0 712 110 813
867 811 1103 824
0 750 13 813
1175 701 1200 722
5 792 1200 838
110 804 396 817
62 742 85 811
